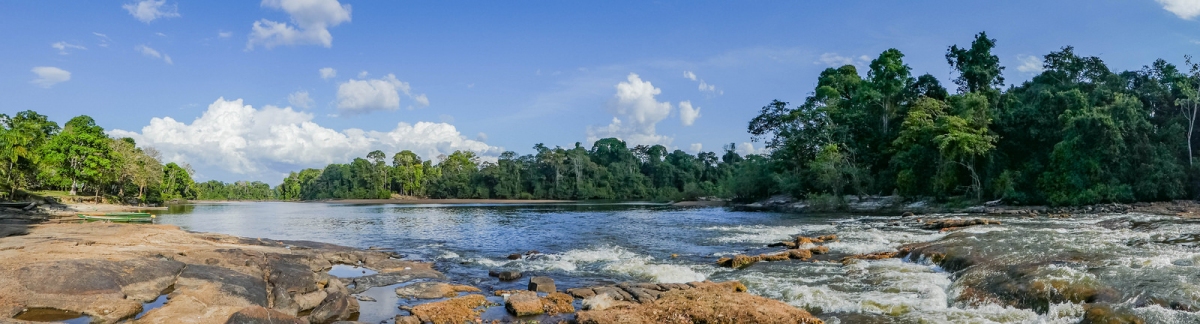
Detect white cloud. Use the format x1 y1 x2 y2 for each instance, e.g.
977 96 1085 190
135 45 172 64
476 132 488 141
357 70 368 78
679 100 701 126
247 0 352 49
110 97 501 182
319 67 337 79
683 71 697 81
51 41 86 55
683 71 721 95
122 0 180 23
587 73 674 146
689 143 703 153
156 32 167 37
30 67 71 88
737 142 769 156
335 74 428 114
1159 0 1200 19
1016 54 1044 74
218 30 232 38
816 52 870 67
93 32 112 47
288 91 314 109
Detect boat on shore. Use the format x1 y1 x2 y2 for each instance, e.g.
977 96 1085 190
77 212 155 223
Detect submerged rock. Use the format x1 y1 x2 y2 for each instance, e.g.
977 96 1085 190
497 270 522 281
394 282 480 299
528 276 556 293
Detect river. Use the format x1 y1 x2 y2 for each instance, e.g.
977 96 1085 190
155 202 1200 323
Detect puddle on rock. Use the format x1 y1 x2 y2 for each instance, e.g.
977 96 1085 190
329 264 379 278
134 294 170 320
13 308 90 323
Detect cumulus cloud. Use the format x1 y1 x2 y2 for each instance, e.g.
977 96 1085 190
1159 0 1200 19
587 73 674 146
689 143 703 154
135 45 172 64
319 67 337 79
816 52 870 67
110 97 501 182
1016 54 1044 74
679 100 701 126
288 91 314 109
247 0 352 49
30 67 71 88
52 42 86 55
737 142 769 156
218 30 232 38
122 0 180 23
336 73 428 114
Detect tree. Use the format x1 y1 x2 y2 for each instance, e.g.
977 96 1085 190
1178 55 1200 166
0 111 59 198
946 32 1004 93
161 162 196 200
867 48 914 134
41 116 111 196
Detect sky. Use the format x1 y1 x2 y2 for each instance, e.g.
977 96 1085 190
4 0 1200 183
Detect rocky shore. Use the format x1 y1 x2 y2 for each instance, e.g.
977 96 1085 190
0 220 823 323
732 194 1200 217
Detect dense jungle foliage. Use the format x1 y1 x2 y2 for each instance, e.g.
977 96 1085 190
7 32 1200 206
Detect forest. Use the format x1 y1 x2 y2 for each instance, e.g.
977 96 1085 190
5 32 1200 206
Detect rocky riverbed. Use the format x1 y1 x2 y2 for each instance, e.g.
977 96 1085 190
0 222 821 323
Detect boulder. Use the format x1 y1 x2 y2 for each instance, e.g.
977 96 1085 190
576 281 822 324
307 290 359 324
497 270 522 281
507 253 522 260
505 291 544 316
394 316 421 324
409 294 488 324
224 306 307 324
567 287 596 299
528 276 556 293
394 282 480 299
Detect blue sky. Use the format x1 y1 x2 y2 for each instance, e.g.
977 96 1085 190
4 0 1200 182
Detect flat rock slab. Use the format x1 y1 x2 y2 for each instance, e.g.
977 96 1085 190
0 223 442 323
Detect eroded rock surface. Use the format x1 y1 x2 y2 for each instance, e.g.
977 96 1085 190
575 281 823 324
0 223 442 324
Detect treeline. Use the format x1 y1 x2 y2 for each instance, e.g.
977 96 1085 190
274 140 760 201
748 32 1200 206
0 112 197 203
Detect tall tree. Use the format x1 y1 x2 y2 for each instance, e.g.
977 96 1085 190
946 31 1004 93
41 116 111 196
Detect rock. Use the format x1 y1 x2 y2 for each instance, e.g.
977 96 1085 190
266 255 321 315
343 269 445 294
507 253 522 260
592 285 633 302
394 282 481 299
566 287 596 299
178 264 269 307
487 269 499 277
528 276 556 293
787 249 813 261
840 251 899 265
394 315 422 324
355 295 376 302
542 292 575 314
224 306 307 324
922 218 1000 230
497 270 522 281
409 294 487 324
809 246 830 254
767 241 797 248
307 290 360 324
901 211 915 217
576 281 822 324
758 252 790 262
505 291 544 316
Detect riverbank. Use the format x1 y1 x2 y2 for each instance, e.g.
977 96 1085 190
325 198 576 205
0 222 821 323
733 194 1200 217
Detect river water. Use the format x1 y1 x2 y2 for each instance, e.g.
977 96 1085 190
156 202 1200 323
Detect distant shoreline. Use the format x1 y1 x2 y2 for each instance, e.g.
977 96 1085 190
321 198 577 205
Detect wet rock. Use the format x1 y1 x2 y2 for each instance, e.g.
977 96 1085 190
343 268 445 294
840 251 899 265
902 211 915 217
758 252 790 262
922 218 1000 230
497 270 522 281
507 253 522 260
576 281 822 324
542 292 575 314
592 285 634 302
355 295 376 302
1081 304 1146 324
766 241 797 248
505 291 544 316
266 255 321 315
788 249 813 260
394 315 421 324
409 294 487 324
809 246 830 254
224 306 307 324
394 282 481 299
528 276 556 293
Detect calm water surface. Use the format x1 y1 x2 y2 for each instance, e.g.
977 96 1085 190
156 202 1200 323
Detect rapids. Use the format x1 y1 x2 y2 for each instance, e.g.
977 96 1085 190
157 202 1200 323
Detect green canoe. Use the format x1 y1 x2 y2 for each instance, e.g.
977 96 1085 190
77 212 155 223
